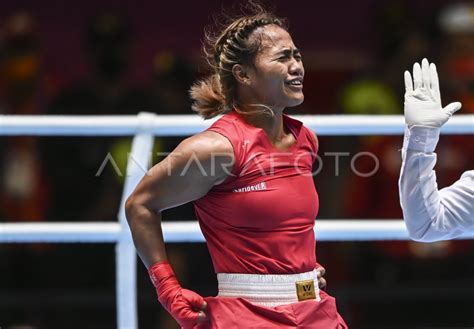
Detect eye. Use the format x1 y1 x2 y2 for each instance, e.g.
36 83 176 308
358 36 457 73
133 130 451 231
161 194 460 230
277 52 302 62
293 50 302 58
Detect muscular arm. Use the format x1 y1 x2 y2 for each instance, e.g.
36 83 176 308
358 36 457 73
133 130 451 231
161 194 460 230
125 131 234 268
399 126 474 242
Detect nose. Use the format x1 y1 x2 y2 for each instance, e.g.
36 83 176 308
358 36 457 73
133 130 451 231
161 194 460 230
289 57 304 77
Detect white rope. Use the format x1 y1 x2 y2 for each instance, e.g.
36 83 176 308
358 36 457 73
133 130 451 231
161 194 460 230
0 222 121 242
1 114 473 136
2 220 474 243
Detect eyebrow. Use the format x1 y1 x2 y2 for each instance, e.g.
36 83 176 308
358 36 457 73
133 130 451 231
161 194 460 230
275 48 301 56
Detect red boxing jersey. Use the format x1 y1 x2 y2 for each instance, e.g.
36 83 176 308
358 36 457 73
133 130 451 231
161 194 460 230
193 110 319 274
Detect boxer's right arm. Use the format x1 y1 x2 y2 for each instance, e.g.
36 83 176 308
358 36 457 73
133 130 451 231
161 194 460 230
125 131 233 327
125 131 233 267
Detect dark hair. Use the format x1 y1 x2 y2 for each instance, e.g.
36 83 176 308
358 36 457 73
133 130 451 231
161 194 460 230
189 2 287 119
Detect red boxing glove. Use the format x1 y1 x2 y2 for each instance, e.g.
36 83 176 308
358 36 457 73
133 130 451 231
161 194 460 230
148 261 207 329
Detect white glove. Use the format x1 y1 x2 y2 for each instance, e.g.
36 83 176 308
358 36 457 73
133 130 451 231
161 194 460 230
404 58 462 128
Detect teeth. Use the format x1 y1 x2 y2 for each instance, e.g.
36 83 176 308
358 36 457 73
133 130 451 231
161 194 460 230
289 81 302 85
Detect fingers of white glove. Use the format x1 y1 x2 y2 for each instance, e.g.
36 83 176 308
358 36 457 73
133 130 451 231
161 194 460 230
404 71 413 92
443 102 462 116
421 58 430 89
429 62 441 103
413 62 422 89
429 63 439 90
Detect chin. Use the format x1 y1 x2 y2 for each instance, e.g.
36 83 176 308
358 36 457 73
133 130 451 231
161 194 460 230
286 95 304 108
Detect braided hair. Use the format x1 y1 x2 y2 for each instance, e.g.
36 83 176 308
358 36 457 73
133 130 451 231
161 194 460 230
190 2 287 119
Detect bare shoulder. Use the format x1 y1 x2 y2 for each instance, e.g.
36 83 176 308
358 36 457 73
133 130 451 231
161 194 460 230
177 130 234 156
169 130 235 186
130 130 235 212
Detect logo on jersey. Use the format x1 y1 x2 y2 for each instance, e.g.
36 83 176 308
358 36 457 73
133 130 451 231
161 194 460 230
233 181 267 193
296 279 316 301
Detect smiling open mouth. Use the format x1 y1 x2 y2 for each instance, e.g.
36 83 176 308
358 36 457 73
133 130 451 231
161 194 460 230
285 77 303 86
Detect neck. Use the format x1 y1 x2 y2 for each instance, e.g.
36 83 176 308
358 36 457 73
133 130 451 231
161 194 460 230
237 104 288 143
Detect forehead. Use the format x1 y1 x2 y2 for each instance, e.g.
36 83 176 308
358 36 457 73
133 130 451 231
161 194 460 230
255 25 296 53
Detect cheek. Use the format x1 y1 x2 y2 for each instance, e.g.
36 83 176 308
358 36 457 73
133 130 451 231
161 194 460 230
266 77 286 100
251 63 288 97
262 68 286 89
253 72 282 95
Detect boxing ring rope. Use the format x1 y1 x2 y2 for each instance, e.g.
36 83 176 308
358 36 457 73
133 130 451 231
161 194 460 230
0 113 473 329
2 220 474 243
1 113 473 136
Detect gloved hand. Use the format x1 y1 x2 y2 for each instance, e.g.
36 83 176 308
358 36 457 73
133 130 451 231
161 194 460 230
149 261 207 329
404 58 462 128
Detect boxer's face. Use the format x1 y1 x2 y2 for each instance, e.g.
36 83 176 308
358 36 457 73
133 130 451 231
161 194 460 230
238 24 305 111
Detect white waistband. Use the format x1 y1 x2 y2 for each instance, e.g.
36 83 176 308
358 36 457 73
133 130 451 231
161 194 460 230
217 269 321 307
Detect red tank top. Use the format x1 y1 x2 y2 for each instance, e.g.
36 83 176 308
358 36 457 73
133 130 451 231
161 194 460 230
193 110 319 274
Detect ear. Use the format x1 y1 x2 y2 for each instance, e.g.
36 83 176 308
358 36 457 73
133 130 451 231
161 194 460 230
232 64 252 86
